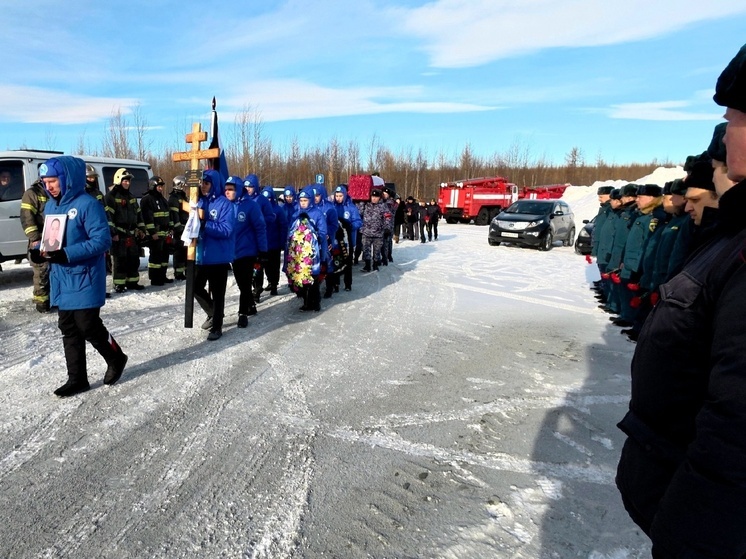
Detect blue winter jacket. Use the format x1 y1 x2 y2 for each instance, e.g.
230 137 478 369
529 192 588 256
41 156 110 311
260 186 289 251
282 186 298 237
333 185 362 250
197 169 235 265
243 174 276 227
232 191 267 260
288 194 328 264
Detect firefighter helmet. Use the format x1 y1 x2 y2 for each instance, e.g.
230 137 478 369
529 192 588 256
85 164 98 178
113 168 134 185
149 175 165 190
172 175 186 190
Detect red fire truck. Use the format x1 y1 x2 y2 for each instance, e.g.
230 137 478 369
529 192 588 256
438 178 570 225
438 176 519 225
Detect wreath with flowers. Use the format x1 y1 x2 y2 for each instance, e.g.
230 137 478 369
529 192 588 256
285 217 321 292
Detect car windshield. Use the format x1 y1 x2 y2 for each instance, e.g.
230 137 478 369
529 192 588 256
504 201 552 215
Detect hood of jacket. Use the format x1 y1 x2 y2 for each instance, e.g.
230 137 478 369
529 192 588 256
244 173 260 197
333 185 351 204
40 156 86 204
261 186 278 205
298 185 318 209
202 169 225 199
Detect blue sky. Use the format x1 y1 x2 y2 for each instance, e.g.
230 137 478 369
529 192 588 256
3 0 746 165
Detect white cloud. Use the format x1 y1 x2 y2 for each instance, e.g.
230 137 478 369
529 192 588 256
0 86 136 124
396 0 746 68
220 79 495 121
607 100 722 121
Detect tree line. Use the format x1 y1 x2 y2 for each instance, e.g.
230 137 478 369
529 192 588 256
71 106 671 201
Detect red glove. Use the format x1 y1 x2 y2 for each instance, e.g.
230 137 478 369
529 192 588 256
611 273 621 284
630 296 641 309
601 272 610 280
585 255 593 264
627 283 640 292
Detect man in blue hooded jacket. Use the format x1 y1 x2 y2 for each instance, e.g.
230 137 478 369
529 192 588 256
32 156 128 397
243 173 274 301
260 186 288 296
332 185 362 292
194 170 235 340
228 176 267 327
286 189 328 311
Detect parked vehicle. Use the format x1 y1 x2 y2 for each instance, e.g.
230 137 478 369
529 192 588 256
437 176 569 225
0 150 152 263
574 217 595 255
487 199 575 251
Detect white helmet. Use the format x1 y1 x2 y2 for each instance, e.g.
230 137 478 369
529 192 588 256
113 168 134 185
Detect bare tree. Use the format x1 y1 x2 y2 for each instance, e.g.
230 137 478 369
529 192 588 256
103 107 133 159
132 103 152 161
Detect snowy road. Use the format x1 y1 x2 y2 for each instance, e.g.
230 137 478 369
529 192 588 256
0 224 650 558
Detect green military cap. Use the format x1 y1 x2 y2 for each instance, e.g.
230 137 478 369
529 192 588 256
707 122 727 163
714 43 746 113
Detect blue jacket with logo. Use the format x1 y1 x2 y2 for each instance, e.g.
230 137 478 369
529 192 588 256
197 169 235 265
42 156 110 310
232 192 267 260
260 186 288 251
332 185 362 250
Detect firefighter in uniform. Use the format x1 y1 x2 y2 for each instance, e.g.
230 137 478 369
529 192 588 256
19 178 50 312
105 168 146 292
140 176 174 286
84 164 104 204
168 175 189 280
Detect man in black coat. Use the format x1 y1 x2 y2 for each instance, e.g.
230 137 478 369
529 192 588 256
615 43 746 558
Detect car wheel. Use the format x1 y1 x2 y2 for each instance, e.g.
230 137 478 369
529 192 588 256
445 217 458 224
564 228 575 247
539 231 553 251
476 208 490 225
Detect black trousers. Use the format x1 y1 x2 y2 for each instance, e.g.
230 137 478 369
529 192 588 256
419 220 427 241
265 249 282 289
301 279 321 311
232 256 258 315
194 264 229 330
58 308 121 383
172 239 187 276
112 236 141 286
427 221 438 240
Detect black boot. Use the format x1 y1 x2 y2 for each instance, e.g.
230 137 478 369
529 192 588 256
54 379 90 397
104 352 128 385
362 260 371 272
237 314 249 328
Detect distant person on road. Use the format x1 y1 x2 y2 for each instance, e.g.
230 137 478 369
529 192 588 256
426 199 442 241
615 43 746 558
31 156 128 397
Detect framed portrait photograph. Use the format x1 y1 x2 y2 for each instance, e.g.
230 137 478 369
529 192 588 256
41 214 67 253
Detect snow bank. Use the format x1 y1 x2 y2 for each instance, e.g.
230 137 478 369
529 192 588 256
561 166 687 223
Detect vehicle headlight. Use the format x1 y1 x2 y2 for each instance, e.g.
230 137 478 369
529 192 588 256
527 221 540 228
578 228 590 238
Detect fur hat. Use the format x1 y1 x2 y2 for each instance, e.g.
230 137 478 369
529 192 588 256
636 184 662 197
596 186 613 195
620 184 638 197
609 188 622 200
670 178 688 196
707 122 727 163
714 43 746 113
684 158 716 192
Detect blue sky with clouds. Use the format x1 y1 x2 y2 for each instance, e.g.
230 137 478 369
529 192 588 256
3 0 746 165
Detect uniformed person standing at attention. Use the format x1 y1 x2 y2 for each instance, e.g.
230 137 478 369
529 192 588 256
140 176 174 286
104 168 147 292
168 175 189 280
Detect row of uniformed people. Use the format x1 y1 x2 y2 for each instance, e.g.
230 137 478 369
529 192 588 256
590 123 727 341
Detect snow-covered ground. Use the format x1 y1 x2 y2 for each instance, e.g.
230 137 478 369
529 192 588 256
0 171 680 558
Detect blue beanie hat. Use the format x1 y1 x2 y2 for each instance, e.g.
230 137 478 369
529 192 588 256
39 158 67 195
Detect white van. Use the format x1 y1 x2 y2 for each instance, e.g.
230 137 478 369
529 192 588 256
0 150 153 263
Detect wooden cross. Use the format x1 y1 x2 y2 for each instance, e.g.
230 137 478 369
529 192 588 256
173 123 220 168
172 121 220 328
